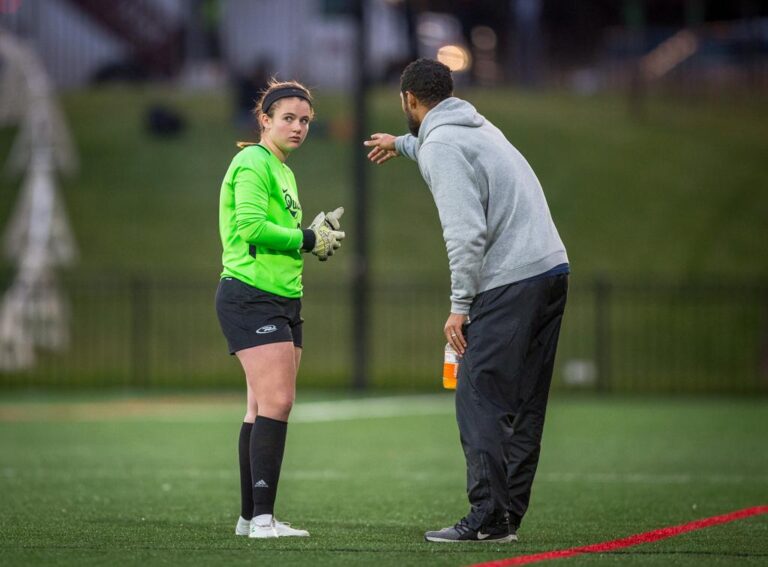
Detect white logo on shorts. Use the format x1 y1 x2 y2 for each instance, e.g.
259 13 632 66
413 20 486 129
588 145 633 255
256 324 278 334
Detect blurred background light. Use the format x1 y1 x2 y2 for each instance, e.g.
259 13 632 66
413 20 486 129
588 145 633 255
470 25 497 51
436 43 471 72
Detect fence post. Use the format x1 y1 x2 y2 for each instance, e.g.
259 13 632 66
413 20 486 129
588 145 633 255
130 277 150 387
759 285 768 391
351 0 370 391
594 277 611 392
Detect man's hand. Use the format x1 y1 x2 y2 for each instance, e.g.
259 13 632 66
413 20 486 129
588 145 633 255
364 133 398 165
445 312 468 355
308 211 345 261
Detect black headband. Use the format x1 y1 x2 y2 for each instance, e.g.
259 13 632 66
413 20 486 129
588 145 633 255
262 87 311 113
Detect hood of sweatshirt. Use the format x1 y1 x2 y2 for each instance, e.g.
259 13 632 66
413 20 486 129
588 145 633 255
417 97 485 145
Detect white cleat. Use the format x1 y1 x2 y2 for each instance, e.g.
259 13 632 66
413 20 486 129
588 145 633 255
248 514 310 538
235 516 250 536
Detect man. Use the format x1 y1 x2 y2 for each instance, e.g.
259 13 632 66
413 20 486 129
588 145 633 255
364 58 569 543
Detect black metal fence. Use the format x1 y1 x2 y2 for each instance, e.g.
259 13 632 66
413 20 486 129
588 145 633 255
0 277 766 394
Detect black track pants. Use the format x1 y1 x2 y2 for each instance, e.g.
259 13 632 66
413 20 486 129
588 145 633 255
455 274 568 530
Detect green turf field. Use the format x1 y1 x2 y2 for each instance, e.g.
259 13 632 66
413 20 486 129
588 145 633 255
1 394 766 566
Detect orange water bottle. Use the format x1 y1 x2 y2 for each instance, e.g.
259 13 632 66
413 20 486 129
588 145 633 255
442 343 460 390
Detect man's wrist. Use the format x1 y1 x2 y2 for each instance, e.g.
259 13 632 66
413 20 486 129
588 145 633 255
450 303 470 315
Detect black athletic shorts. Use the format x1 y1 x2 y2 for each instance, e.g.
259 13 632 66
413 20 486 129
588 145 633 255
215 277 303 354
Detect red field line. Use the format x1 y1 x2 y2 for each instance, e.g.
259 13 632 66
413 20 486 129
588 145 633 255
469 505 768 567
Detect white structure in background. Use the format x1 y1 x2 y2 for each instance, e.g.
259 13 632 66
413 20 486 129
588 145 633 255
0 0 411 90
220 0 410 88
0 29 78 370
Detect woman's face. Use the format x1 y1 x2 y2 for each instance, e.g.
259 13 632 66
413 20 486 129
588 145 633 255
261 97 312 158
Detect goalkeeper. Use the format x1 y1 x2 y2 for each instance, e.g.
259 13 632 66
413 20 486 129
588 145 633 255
215 79 344 539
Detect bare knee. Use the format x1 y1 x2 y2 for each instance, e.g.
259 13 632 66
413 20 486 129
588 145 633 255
237 342 297 422
259 394 294 421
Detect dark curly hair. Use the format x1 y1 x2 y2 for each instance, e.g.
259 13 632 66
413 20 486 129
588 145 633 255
400 58 453 107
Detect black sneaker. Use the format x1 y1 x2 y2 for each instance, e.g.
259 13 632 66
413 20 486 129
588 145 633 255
424 518 517 543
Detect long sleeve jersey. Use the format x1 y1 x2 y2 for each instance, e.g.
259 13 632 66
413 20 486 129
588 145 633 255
219 144 305 297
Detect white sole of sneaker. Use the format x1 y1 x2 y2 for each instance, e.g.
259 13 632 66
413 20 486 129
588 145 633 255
248 525 309 538
248 530 279 539
249 531 310 538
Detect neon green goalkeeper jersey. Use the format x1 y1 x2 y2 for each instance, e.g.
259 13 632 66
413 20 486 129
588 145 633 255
219 145 305 297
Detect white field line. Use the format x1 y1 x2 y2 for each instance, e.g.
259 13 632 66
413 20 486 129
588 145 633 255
290 394 455 423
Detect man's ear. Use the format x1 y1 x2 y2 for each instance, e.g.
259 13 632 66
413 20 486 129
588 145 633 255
404 91 419 110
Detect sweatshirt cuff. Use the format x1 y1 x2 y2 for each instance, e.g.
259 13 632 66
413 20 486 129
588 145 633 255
450 301 471 315
394 135 416 160
301 229 316 252
394 136 406 155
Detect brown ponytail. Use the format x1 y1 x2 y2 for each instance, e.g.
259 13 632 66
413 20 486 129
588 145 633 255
236 78 314 149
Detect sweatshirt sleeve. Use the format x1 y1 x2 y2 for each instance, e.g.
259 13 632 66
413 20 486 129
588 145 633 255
395 134 420 161
418 142 487 314
233 163 304 251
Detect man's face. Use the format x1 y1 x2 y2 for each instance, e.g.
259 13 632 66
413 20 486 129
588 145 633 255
401 91 420 137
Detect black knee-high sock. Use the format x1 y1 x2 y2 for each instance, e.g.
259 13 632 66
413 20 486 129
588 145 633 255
250 416 288 517
238 422 254 520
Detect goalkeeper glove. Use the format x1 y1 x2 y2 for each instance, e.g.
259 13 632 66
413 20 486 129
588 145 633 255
324 207 345 251
307 211 345 261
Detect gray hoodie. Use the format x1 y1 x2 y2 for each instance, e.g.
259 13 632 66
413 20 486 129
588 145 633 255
395 97 568 314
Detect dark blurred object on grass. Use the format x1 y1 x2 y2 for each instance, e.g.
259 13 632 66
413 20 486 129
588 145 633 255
91 59 150 85
145 104 186 138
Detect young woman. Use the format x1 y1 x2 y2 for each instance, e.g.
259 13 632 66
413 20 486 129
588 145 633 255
215 79 345 539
